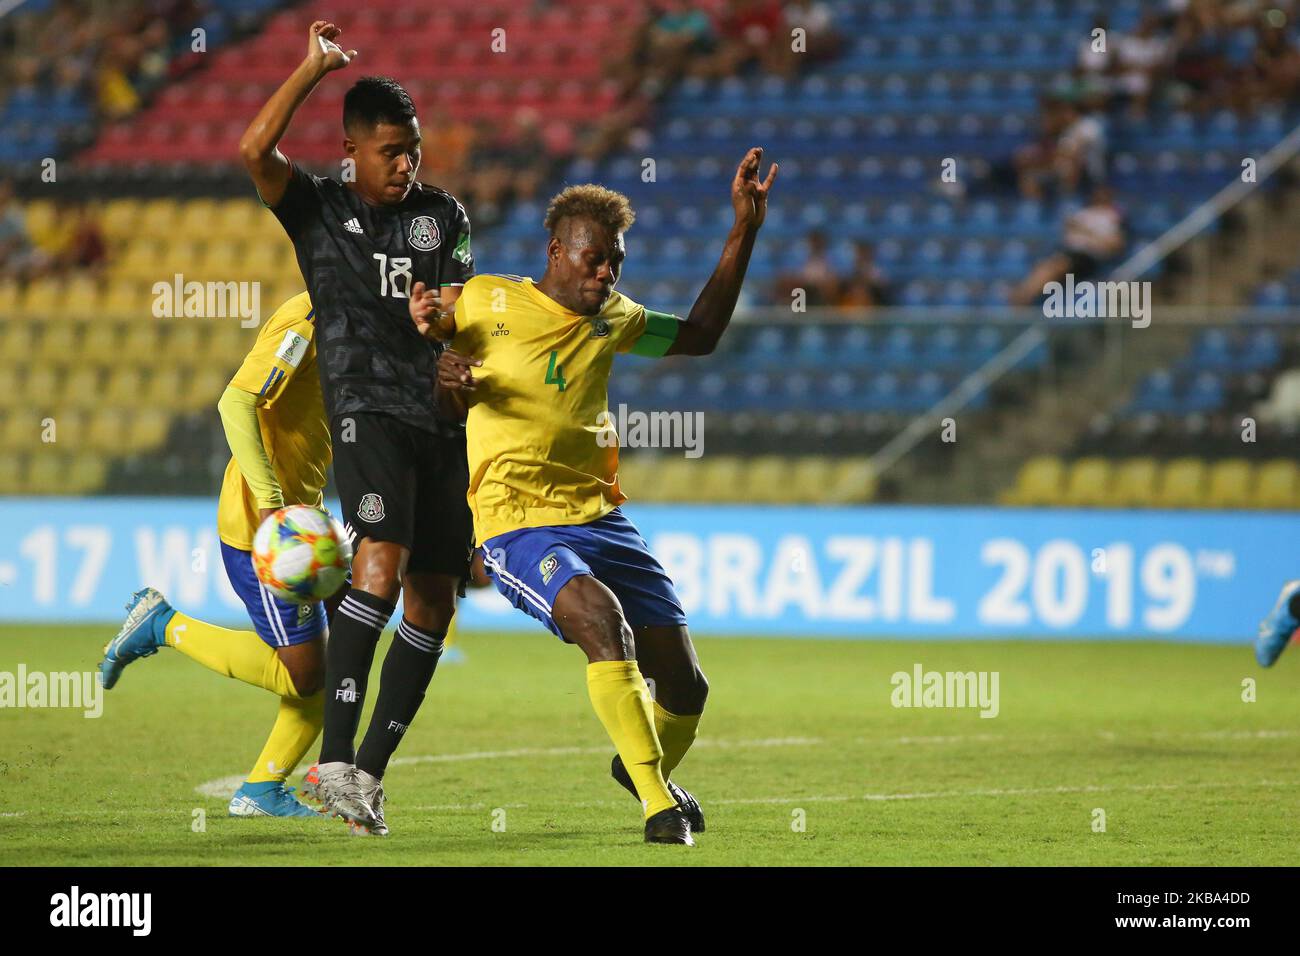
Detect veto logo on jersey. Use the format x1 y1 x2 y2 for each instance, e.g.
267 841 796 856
408 216 441 251
492 322 510 337
357 493 385 523
276 330 310 368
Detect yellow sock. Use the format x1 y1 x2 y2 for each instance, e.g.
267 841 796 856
444 617 457 650
654 701 702 778
586 660 676 818
245 692 324 784
164 612 300 698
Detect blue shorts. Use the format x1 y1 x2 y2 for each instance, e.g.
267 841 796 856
220 542 326 647
482 508 687 640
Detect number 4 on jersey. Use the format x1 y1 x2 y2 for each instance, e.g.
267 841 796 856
545 350 567 391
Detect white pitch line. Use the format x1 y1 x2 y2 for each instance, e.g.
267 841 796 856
192 736 823 799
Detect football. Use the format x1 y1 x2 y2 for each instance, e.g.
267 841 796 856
251 505 353 603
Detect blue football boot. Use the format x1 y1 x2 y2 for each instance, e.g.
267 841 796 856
99 587 174 689
1256 579 1300 668
228 782 322 818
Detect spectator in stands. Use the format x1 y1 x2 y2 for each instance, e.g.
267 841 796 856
838 241 891 310
1245 20 1300 108
1013 95 1072 200
782 1 841 63
711 0 793 78
0 179 50 280
1113 12 1172 118
1055 85 1108 195
51 201 108 274
1010 184 1126 306
629 0 720 88
775 230 841 307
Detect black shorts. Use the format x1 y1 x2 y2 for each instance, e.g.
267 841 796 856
331 412 473 585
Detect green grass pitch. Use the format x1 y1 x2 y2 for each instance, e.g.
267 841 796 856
1 624 1297 866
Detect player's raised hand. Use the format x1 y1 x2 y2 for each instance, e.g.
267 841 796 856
731 146 779 232
410 281 450 340
307 21 356 72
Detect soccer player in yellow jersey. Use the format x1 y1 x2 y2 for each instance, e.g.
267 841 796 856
99 292 335 818
412 147 778 845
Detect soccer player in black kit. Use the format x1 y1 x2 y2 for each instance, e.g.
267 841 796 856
239 20 473 835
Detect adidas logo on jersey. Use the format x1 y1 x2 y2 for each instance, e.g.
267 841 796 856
342 218 363 234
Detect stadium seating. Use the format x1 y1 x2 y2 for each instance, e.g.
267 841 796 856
1002 455 1300 510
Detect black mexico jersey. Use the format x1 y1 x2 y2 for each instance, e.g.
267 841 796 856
268 161 474 436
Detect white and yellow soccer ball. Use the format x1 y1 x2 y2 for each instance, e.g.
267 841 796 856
251 505 353 604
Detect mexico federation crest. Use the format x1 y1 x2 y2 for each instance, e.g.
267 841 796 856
539 552 560 585
357 493 385 523
408 215 441 252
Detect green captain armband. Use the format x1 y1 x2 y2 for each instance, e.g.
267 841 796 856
630 309 680 357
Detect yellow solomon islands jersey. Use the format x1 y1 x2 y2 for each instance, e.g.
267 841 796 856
452 274 678 544
216 292 332 550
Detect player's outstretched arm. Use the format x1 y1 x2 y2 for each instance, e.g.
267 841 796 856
668 146 778 356
410 281 458 341
238 20 356 207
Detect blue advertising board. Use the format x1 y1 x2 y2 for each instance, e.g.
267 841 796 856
0 498 1274 642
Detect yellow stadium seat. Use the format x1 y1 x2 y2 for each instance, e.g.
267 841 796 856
64 275 103 320
176 199 223 237
1062 457 1112 507
66 452 108 494
62 368 102 410
785 456 832 504
22 200 57 248
999 455 1064 506
0 368 20 409
215 200 260 237
1110 457 1159 507
102 280 148 321
26 451 67 494
198 240 247 280
0 278 20 315
615 455 657 501
103 368 147 408
166 322 207 357
128 409 171 451
82 321 123 358
120 322 164 359
86 409 128 451
99 198 142 241
827 457 877 503
113 239 168 283
1255 459 1298 509
0 453 23 493
0 411 43 451
137 199 181 239
143 367 186 410
692 456 741 502
185 367 231 409
1205 459 1253 509
0 320 36 364
1156 457 1207 508
744 454 792 503
24 367 60 407
37 322 80 364
16 277 64 319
